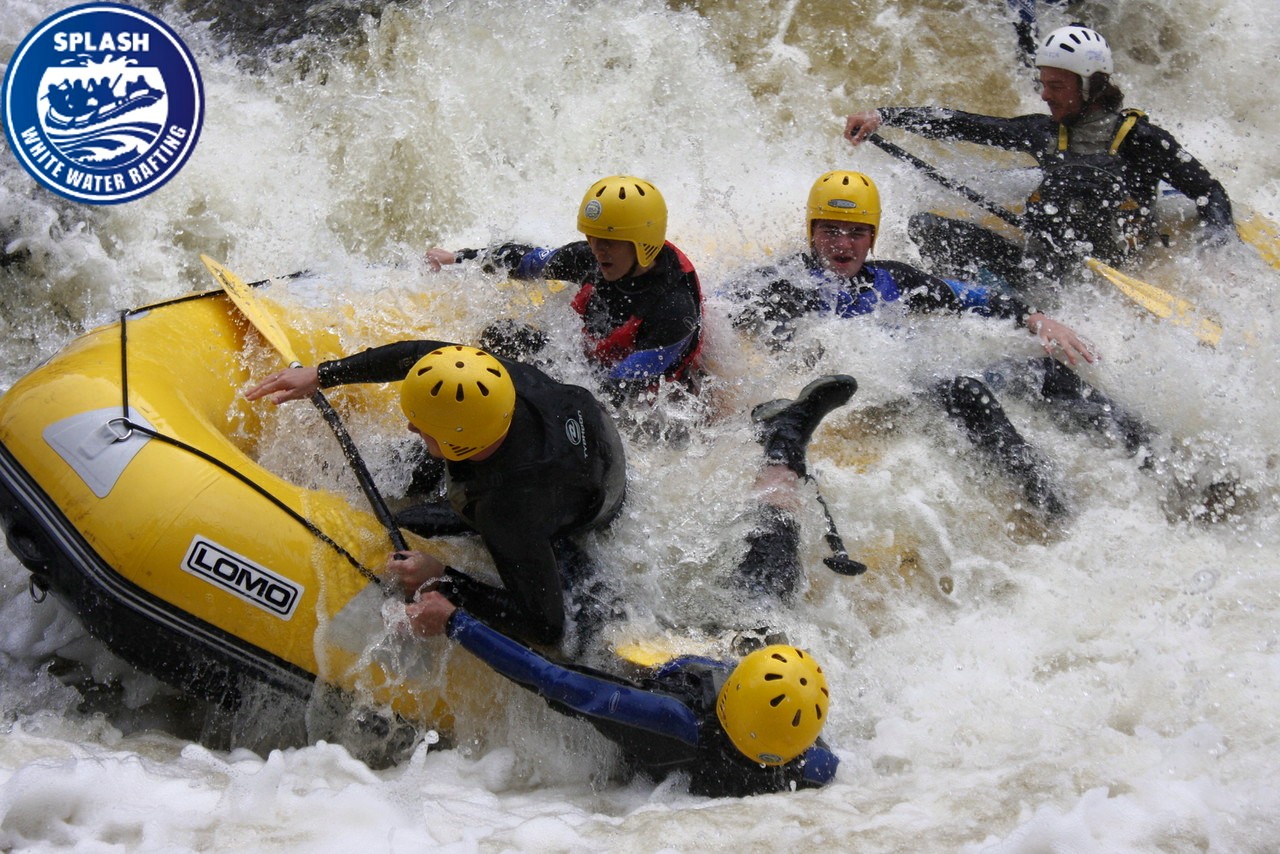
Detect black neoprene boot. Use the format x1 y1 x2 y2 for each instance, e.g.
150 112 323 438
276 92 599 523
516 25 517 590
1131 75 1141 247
751 375 858 477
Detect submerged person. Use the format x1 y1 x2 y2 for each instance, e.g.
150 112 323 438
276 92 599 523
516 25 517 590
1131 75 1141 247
729 169 1153 518
843 24 1236 296
425 175 704 400
245 343 626 650
397 587 837 796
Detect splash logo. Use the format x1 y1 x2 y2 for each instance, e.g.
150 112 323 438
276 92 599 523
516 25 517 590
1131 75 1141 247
2 3 204 205
182 536 304 620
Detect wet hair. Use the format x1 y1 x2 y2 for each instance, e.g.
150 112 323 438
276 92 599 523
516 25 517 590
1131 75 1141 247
1085 73 1124 113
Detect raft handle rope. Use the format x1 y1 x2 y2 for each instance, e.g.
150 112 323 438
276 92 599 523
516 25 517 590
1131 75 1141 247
116 308 380 585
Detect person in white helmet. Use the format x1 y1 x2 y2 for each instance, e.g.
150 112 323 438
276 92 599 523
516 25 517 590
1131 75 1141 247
843 24 1236 299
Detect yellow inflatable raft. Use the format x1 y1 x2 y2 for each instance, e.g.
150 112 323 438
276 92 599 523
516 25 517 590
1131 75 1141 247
0 284 459 737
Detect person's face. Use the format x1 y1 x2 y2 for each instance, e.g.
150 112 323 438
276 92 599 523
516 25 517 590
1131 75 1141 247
407 421 445 459
811 219 873 277
586 235 639 281
1038 66 1084 123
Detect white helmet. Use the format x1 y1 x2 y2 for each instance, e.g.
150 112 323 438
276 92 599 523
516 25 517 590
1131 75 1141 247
1036 25 1113 79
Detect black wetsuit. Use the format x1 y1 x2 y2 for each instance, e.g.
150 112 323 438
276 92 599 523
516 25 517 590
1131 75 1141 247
873 106 1235 287
317 340 626 646
447 609 838 797
731 253 1034 341
478 240 704 393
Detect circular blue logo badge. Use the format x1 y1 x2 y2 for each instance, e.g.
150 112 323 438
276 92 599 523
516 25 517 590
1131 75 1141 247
2 3 204 205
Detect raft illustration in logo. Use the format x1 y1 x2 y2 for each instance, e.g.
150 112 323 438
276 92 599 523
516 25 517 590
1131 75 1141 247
2 3 204 204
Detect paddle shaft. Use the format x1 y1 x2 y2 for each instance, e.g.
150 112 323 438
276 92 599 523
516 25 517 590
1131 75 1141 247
303 377 409 552
808 476 867 576
865 133 1025 230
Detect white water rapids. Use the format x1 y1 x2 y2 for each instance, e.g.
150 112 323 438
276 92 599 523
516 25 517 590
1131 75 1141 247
2 0 1279 851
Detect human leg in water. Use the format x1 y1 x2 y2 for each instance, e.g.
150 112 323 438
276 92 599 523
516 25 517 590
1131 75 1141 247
1035 357 1152 455
984 357 1153 456
732 494 804 602
751 375 858 478
734 375 859 599
936 375 1068 518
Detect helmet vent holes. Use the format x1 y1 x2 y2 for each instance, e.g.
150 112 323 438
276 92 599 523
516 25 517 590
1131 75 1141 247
429 380 444 397
764 672 783 681
454 384 465 402
475 381 491 397
815 705 823 720
770 694 786 708
790 711 802 727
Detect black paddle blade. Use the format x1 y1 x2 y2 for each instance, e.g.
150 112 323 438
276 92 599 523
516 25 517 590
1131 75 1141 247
824 554 868 576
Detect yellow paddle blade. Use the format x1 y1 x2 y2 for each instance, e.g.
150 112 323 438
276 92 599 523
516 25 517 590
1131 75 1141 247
200 254 302 366
495 277 572 308
612 641 679 669
1085 257 1223 347
1237 208 1280 270
612 632 724 669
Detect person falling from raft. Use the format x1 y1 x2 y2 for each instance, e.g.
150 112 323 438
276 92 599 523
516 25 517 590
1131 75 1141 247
247 343 628 652
728 169 1155 520
423 175 705 403
843 24 1236 299
382 372 858 797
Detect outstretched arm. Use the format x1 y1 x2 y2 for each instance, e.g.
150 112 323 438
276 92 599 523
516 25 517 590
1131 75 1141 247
439 606 702 746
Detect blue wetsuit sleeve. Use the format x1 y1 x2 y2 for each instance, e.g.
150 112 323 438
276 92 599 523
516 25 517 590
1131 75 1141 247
942 278 994 315
469 243 562 279
448 610 702 746
513 247 555 279
608 330 698 381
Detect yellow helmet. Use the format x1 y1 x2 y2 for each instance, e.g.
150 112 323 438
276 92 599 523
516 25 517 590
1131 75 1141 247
576 175 667 268
400 346 516 461
807 170 881 247
716 645 829 766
